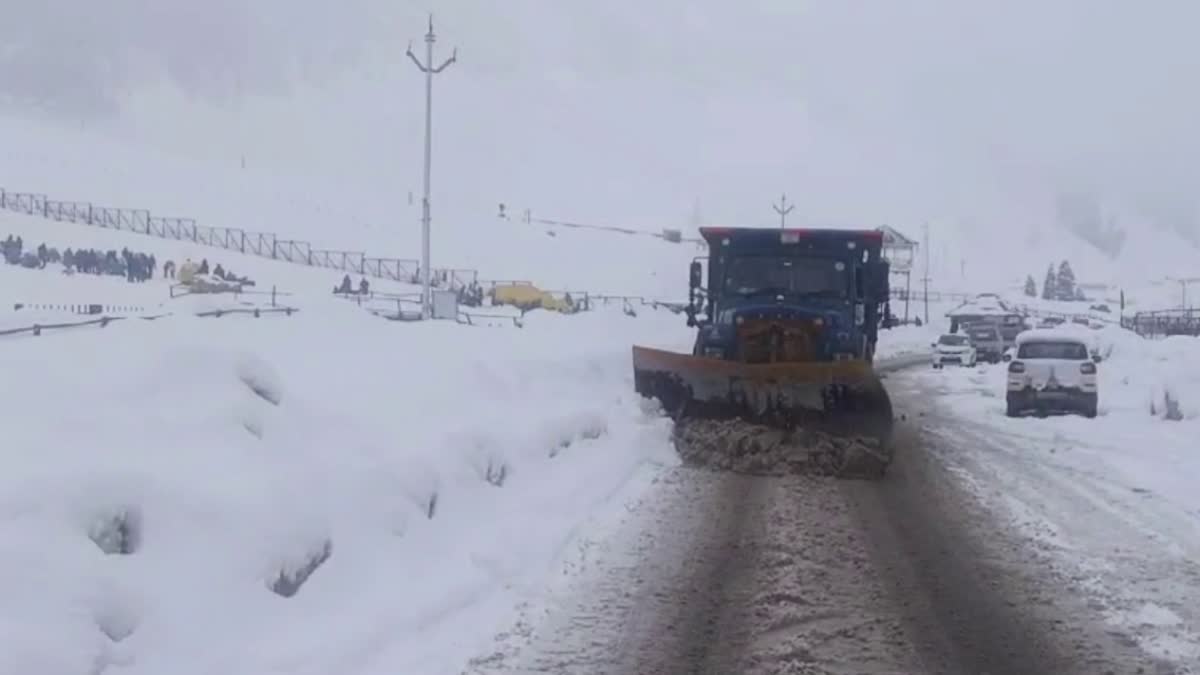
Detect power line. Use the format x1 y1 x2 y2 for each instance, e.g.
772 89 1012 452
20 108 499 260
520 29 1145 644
406 15 458 319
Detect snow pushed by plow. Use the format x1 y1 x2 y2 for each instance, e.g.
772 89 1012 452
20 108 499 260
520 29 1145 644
674 420 888 478
0 301 687 675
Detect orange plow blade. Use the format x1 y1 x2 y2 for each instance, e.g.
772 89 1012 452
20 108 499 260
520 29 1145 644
632 345 895 478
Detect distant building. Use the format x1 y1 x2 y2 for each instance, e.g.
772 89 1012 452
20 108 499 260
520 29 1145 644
877 225 918 273
946 293 1026 338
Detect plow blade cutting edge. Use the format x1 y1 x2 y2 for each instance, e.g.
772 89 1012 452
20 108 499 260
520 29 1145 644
632 345 896 479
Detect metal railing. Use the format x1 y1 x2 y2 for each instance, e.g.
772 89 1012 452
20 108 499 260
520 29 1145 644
1121 309 1200 338
0 185 477 292
1 306 298 339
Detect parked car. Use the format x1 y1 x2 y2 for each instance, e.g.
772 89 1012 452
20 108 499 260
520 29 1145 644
931 333 978 368
1006 329 1099 418
964 323 1004 363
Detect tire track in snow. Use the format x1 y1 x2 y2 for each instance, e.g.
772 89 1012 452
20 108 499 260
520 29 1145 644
465 466 926 674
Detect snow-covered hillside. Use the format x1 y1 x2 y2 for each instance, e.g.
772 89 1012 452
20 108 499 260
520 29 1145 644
0 115 701 300
5 113 1197 308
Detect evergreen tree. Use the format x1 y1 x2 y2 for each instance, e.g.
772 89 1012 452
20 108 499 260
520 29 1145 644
1042 264 1057 300
1057 260 1077 301
1024 274 1037 298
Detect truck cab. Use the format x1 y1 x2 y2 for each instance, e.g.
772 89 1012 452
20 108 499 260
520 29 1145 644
686 227 890 364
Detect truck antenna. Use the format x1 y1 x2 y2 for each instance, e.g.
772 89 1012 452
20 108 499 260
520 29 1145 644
772 193 795 229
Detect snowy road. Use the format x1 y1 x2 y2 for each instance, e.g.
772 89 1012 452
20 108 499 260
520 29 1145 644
466 364 1186 675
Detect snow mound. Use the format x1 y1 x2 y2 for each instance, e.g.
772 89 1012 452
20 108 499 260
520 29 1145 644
0 302 689 675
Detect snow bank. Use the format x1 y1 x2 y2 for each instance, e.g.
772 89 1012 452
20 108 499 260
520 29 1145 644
927 322 1200 422
0 301 690 675
1046 324 1200 422
876 323 944 360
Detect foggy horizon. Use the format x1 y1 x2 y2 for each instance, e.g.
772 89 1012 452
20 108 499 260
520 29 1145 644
2 1 1198 247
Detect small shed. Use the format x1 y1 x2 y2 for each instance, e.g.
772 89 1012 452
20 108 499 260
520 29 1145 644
946 294 1026 337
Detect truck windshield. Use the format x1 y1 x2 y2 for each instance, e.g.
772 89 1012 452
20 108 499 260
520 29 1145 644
723 256 847 298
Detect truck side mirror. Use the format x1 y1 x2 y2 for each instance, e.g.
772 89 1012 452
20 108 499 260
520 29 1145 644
872 261 890 298
689 261 703 290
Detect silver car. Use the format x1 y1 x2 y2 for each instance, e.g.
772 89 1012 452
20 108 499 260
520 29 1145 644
965 324 1004 363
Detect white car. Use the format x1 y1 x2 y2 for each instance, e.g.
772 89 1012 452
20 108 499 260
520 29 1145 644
931 333 977 368
1006 329 1099 418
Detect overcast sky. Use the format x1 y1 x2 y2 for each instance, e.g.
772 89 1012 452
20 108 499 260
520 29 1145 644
2 0 1198 244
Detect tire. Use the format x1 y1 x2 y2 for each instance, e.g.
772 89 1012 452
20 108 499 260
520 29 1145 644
1005 393 1022 417
1080 393 1099 419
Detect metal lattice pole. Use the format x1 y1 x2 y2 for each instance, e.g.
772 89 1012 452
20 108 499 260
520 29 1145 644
406 16 457 319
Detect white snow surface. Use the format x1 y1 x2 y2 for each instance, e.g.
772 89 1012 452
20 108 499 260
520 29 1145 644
913 324 1200 669
0 298 700 675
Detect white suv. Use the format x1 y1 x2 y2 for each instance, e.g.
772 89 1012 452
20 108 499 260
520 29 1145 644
932 333 977 368
1006 329 1099 418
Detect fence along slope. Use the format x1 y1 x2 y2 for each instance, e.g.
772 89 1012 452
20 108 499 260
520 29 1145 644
0 187 474 290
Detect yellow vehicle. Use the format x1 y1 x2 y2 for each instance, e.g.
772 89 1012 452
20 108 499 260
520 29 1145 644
491 283 575 313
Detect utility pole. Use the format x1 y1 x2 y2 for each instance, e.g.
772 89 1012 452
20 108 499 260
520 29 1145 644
772 194 794 229
406 15 457 319
921 222 931 324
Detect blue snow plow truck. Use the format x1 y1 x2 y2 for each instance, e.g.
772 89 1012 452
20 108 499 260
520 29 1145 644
632 226 896 479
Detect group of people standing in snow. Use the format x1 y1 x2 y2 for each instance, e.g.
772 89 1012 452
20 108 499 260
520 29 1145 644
3 234 157 282
2 234 260 288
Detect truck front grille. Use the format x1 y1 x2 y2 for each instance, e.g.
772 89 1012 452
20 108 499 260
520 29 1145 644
735 319 822 363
